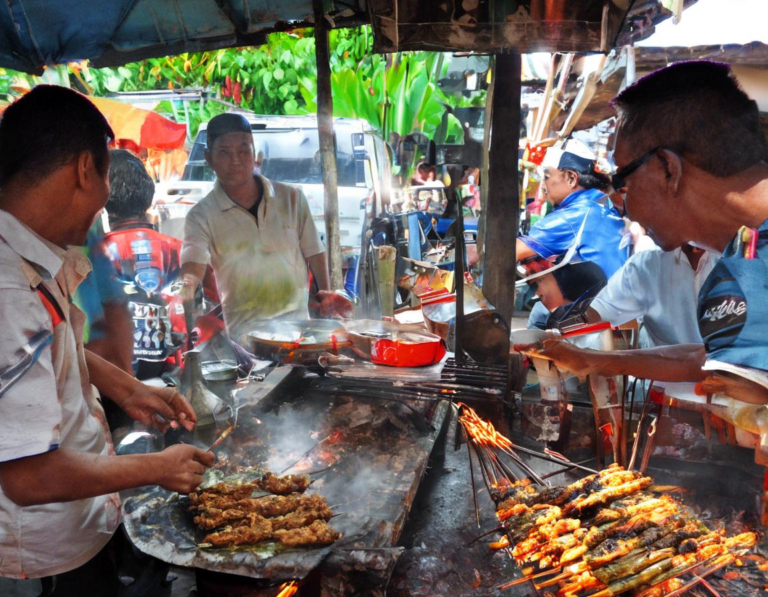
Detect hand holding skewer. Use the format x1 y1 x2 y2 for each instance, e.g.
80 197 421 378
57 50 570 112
153 444 216 493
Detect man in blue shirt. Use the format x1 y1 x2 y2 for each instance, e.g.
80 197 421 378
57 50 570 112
541 61 768 405
519 139 629 327
518 139 629 279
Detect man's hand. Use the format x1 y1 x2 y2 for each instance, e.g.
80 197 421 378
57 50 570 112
153 444 216 494
311 290 354 319
119 384 197 433
698 372 768 405
178 273 200 302
537 339 599 379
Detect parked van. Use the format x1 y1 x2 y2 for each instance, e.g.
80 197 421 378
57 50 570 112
154 114 391 255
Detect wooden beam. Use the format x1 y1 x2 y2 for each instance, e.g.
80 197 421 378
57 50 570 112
312 0 344 290
476 55 495 274
482 53 521 326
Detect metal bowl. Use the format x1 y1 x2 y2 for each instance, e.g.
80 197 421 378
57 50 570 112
201 359 239 382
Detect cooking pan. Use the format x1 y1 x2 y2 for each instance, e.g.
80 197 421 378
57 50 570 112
246 319 351 364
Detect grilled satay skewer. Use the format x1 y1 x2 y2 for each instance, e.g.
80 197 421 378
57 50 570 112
193 494 330 528
635 532 757 596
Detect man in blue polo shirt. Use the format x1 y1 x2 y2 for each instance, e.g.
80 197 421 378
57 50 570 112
541 61 768 405
519 139 628 327
518 139 629 279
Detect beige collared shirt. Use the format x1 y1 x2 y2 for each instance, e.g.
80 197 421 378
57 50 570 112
0 210 120 579
181 175 325 342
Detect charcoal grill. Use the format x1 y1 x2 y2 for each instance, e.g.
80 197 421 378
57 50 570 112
122 366 451 582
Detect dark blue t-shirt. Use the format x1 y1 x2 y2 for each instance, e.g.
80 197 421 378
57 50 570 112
698 219 768 371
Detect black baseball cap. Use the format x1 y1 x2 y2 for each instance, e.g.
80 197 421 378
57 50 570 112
206 113 252 149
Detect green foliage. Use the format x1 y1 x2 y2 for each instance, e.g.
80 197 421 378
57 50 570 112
0 26 466 143
445 89 488 108
154 99 228 140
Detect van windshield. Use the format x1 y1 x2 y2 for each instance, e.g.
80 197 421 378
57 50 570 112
182 128 358 187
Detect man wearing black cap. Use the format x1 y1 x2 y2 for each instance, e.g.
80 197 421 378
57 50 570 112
180 113 331 342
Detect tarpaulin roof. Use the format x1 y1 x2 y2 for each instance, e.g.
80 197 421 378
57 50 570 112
0 1 697 75
0 0 367 74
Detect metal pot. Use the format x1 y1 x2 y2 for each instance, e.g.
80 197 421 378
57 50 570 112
246 319 351 364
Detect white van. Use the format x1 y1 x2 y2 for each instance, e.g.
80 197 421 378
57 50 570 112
155 114 390 254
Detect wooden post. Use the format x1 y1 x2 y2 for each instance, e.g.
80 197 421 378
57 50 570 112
476 55 495 274
482 53 521 326
312 0 343 290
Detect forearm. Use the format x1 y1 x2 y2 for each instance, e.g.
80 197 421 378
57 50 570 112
85 349 140 406
101 301 134 373
516 239 536 262
180 261 207 292
585 344 707 381
307 252 331 291
0 448 161 506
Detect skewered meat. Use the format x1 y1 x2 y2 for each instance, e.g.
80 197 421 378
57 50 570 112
591 496 668 526
592 548 676 584
273 519 341 547
240 493 328 518
197 481 260 499
194 508 248 530
562 477 653 517
585 502 678 549
260 472 310 495
189 471 339 549
203 514 273 547
586 516 684 568
195 493 330 527
270 503 334 531
589 557 676 597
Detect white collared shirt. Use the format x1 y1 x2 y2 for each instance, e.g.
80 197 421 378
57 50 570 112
0 210 120 579
591 247 718 348
181 175 325 342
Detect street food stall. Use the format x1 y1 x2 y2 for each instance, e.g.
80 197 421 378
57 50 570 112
4 1 768 596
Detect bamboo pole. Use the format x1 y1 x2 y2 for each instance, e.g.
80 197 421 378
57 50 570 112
312 0 343 290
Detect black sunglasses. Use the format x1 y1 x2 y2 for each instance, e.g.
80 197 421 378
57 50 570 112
611 146 660 190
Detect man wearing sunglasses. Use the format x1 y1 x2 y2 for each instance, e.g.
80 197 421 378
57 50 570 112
541 61 768 405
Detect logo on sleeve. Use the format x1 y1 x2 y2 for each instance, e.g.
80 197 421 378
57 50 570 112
699 294 747 344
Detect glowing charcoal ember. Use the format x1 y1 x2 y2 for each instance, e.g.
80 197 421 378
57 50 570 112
276 582 298 597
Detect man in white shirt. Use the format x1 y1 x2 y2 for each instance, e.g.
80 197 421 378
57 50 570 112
0 86 214 594
180 114 346 343
539 245 718 376
589 245 717 348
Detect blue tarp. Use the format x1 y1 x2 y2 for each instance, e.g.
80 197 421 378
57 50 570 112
0 0 364 73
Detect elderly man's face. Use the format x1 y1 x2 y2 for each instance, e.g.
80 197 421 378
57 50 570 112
613 132 687 251
541 167 576 205
205 132 256 188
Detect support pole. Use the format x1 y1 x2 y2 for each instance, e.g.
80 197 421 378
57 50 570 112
313 0 343 290
482 53 521 326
